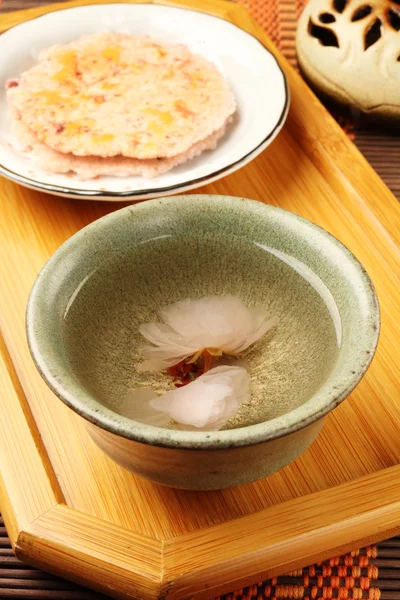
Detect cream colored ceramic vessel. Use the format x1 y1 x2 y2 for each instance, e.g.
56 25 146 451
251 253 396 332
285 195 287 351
296 0 400 121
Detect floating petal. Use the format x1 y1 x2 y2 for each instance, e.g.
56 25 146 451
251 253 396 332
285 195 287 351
136 295 275 372
123 366 250 431
119 387 169 427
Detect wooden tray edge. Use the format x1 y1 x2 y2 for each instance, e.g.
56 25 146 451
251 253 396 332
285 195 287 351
15 504 164 600
0 333 63 540
163 466 400 598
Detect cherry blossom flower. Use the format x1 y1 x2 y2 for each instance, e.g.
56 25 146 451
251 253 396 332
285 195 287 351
136 295 276 372
121 365 250 431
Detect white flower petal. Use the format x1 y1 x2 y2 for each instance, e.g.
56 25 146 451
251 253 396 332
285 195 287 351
137 322 198 372
151 365 250 430
160 296 239 339
232 314 278 353
120 367 250 431
139 322 187 348
136 296 276 372
150 381 228 427
119 387 170 427
136 351 190 372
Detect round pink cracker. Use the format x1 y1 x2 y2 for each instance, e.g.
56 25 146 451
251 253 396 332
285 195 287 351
9 107 232 180
7 33 236 160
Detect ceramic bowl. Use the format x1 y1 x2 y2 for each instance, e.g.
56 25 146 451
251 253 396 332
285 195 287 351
26 195 379 490
0 3 288 201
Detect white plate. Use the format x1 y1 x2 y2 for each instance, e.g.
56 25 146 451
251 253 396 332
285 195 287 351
0 3 289 201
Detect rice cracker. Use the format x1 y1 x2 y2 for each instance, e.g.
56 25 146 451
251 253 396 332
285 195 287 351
9 107 232 179
7 33 236 160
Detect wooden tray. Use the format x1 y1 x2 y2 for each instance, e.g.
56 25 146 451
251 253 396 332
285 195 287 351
1 1 400 599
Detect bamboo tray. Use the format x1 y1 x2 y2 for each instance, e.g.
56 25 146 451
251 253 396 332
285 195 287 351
1 1 400 599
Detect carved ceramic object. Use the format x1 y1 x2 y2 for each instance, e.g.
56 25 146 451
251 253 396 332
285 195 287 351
296 0 400 120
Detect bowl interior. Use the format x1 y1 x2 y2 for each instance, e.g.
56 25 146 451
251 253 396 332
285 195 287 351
61 221 340 428
27 195 378 446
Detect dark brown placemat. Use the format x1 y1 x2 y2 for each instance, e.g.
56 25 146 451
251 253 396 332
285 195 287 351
354 131 400 200
0 515 105 599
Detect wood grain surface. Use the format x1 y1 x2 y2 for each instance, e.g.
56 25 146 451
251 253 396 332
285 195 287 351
0 0 400 599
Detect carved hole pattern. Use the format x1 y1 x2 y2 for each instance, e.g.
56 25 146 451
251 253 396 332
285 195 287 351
388 7 400 29
308 18 340 45
319 11 337 21
333 0 348 12
308 0 400 51
364 17 383 48
351 5 373 20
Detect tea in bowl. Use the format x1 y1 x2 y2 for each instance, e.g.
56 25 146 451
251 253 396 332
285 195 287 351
26 195 379 489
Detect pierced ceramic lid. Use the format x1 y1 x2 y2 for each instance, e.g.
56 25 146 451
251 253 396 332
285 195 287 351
296 0 400 118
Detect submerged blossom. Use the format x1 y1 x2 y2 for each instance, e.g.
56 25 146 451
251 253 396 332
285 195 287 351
136 295 276 372
120 365 250 431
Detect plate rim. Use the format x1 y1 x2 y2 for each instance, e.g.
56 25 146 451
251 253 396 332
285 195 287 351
0 2 289 199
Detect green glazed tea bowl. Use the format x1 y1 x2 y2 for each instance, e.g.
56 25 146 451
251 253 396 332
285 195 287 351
26 195 380 490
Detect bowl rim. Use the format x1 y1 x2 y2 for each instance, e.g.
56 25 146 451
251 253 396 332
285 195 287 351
0 3 289 201
26 195 380 450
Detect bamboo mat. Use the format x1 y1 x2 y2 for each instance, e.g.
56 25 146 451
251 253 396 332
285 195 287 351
0 0 400 599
